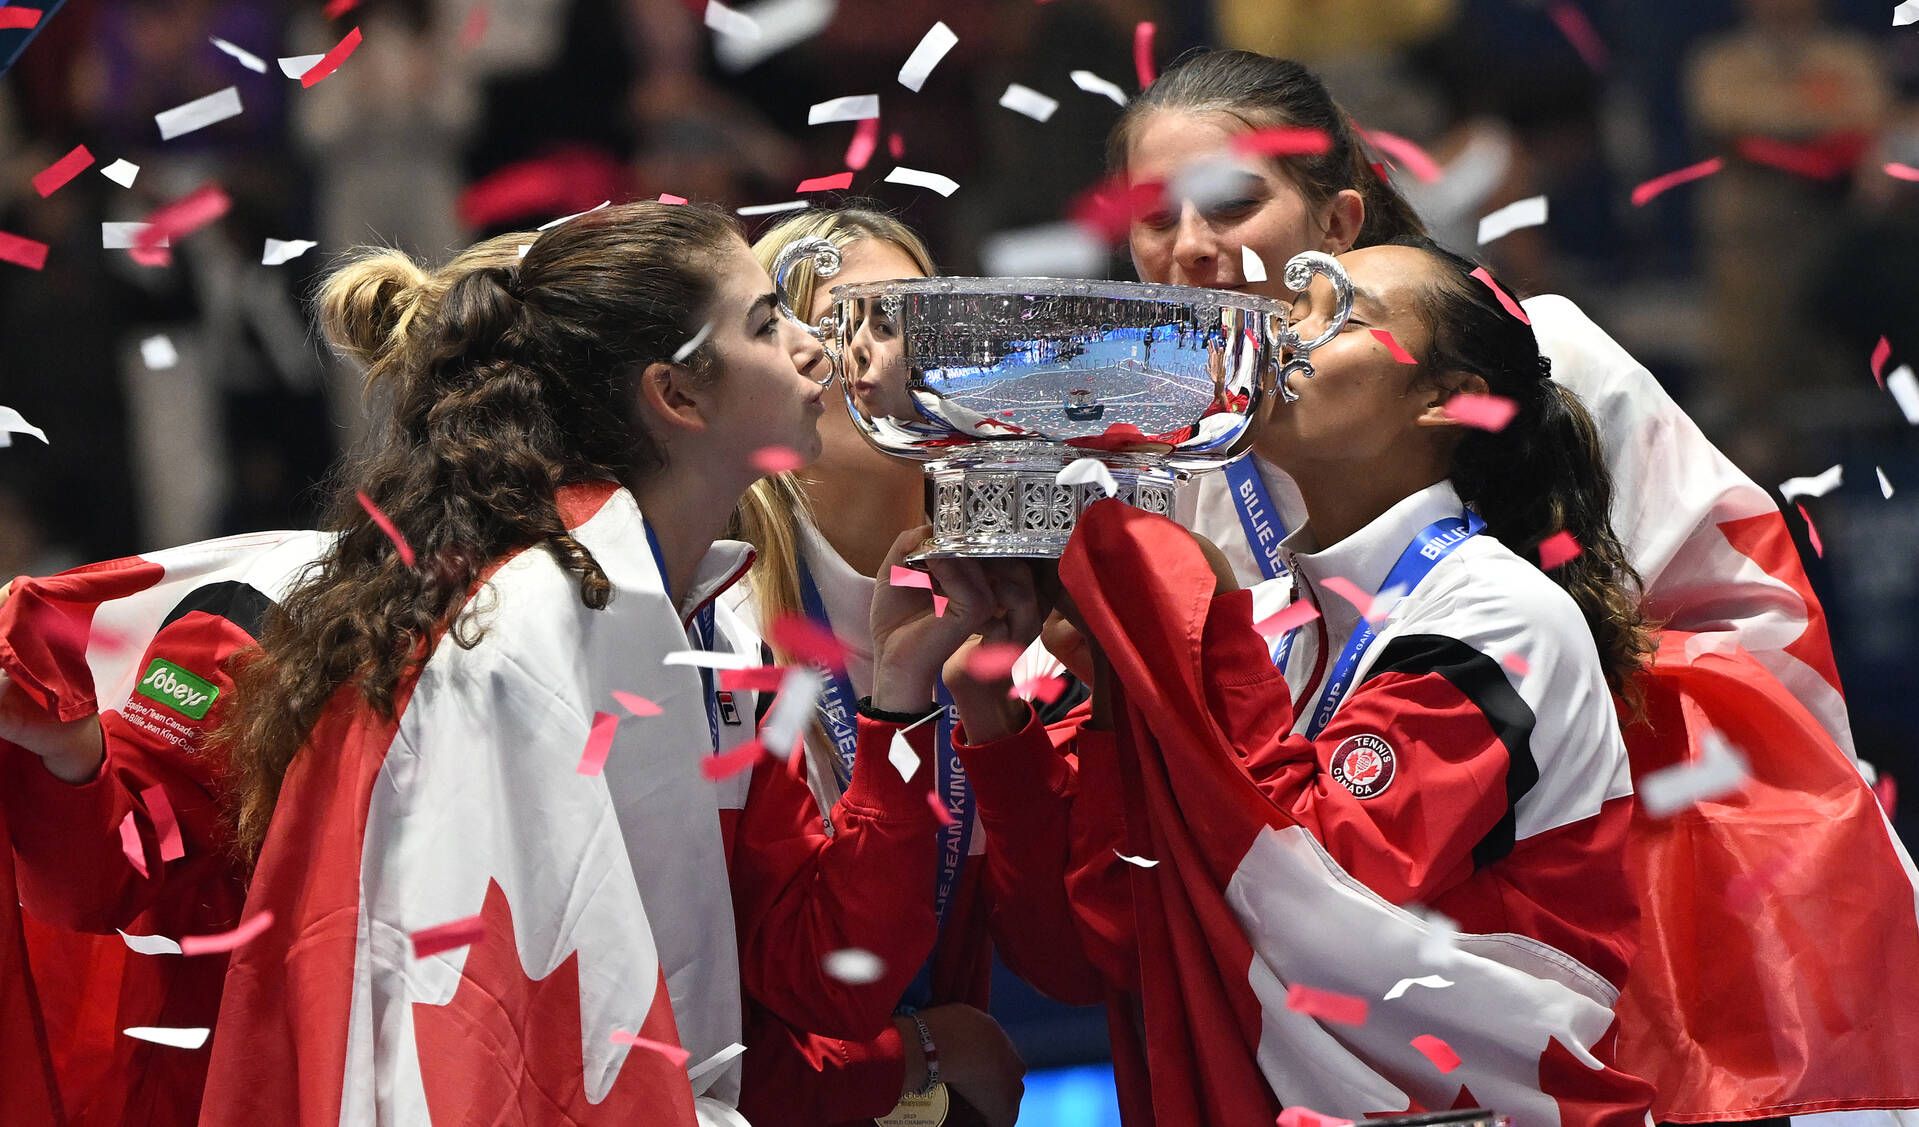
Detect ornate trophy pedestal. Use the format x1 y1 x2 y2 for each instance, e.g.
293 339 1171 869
920 457 1176 561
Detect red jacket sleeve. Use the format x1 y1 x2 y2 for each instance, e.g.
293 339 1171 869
730 714 941 1041
737 1000 907 1126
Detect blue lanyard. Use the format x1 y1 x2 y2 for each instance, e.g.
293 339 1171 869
1278 511 1485 739
646 518 721 750
1223 457 1290 580
795 561 862 788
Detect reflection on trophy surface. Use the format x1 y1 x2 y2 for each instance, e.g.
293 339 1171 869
772 237 1353 560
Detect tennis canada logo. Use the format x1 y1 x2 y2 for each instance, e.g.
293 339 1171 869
1330 733 1396 799
134 658 219 721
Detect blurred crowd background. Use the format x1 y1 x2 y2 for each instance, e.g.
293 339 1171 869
2 0 1917 1113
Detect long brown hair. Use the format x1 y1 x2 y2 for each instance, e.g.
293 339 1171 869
1108 49 1427 250
221 202 742 856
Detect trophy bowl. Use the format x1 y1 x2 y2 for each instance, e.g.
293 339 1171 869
772 239 1353 560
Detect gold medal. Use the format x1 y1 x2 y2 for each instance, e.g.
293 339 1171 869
875 1082 950 1126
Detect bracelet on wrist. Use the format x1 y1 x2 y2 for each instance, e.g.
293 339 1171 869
908 1011 940 1095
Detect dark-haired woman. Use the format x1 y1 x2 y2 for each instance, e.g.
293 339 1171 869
939 242 1657 1125
1091 48 1919 1120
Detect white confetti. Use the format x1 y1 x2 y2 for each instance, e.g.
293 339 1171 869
119 929 183 956
124 1026 210 1050
887 730 920 782
1778 464 1843 503
277 53 325 79
1057 457 1118 497
897 21 956 92
156 86 243 140
1878 466 1894 498
686 1042 747 1085
537 200 609 231
663 649 759 670
809 94 880 125
883 166 959 197
1638 729 1751 817
1897 0 1919 26
712 0 835 71
1168 153 1261 215
103 222 168 250
1242 245 1267 284
100 159 140 188
141 334 179 370
0 406 49 445
823 947 886 985
517 245 531 259
261 238 318 266
1413 906 1460 967
1887 365 1919 424
999 83 1058 123
1071 70 1129 107
736 200 810 217
672 322 713 363
760 668 826 757
704 0 761 39
1113 850 1160 868
209 36 268 74
1383 974 1455 1001
1475 195 1549 245
979 222 1105 277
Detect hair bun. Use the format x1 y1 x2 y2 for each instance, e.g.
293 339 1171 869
315 248 432 368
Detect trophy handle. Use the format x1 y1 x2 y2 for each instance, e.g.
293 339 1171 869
1272 250 1355 397
769 235 846 384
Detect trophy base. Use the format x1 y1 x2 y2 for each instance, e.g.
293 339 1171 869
907 458 1179 563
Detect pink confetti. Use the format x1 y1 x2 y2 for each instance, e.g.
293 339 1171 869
1277 1108 1355 1127
0 230 50 271
963 642 1026 681
0 8 42 30
797 172 854 194
1285 983 1369 1026
356 490 417 567
322 0 360 17
1318 577 1375 620
926 790 958 826
1133 21 1156 89
1233 127 1332 159
718 666 788 692
1873 773 1898 819
612 690 662 717
1871 336 1892 388
1536 530 1582 570
1370 328 1417 364
180 910 274 956
32 145 95 198
610 1030 690 1068
1547 1 1608 73
1501 653 1531 677
119 812 148 879
1442 392 1519 431
702 740 763 781
1737 136 1853 181
1886 162 1919 182
1631 157 1723 207
846 116 880 171
1411 1033 1462 1073
142 785 186 862
1009 674 1068 705
1253 600 1320 639
1795 502 1823 557
134 183 231 255
658 193 688 205
300 26 363 88
888 132 905 160
1358 128 1442 184
750 444 805 473
457 4 488 50
769 613 849 670
576 710 619 776
1069 175 1166 243
933 594 950 616
889 565 932 590
1468 267 1530 324
410 914 485 958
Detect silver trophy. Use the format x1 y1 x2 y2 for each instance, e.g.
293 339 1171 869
772 238 1354 560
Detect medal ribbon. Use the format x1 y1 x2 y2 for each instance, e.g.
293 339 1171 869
1223 457 1291 580
646 518 721 748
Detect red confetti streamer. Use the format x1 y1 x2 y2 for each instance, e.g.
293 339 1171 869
887 132 905 159
1285 983 1369 1025
846 116 880 172
1736 135 1854 181
1411 1033 1462 1073
718 666 789 692
300 26 363 88
750 444 805 473
32 144 94 198
1009 674 1067 704
1068 174 1165 243
576 710 619 776
411 914 486 958
180 910 274 956
1277 1108 1355 1127
355 490 417 567
768 613 849 670
134 183 231 254
926 790 958 826
1871 336 1892 388
702 740 763 781
1468 267 1530 324
610 1030 691 1068
1873 773 1898 819
1370 328 1417 364
963 642 1025 681
322 0 361 17
1501 653 1531 677
1234 127 1332 159
0 230 50 271
1536 530 1582 570
1886 162 1919 182
797 171 854 193
1794 502 1823 557
0 8 42 30
1318 577 1376 620
457 4 489 50
658 193 688 205
1133 21 1156 89
118 812 149 879
889 565 932 590
1631 157 1723 207
1253 599 1320 639
1358 128 1442 184
142 785 186 862
1547 1 1609 73
612 690 662 717
1441 393 1519 431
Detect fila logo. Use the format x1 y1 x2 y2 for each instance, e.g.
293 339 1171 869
135 658 219 720
715 690 743 727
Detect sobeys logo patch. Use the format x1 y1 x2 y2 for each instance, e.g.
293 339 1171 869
135 658 219 720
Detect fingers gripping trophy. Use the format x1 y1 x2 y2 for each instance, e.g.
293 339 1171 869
770 237 1355 560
